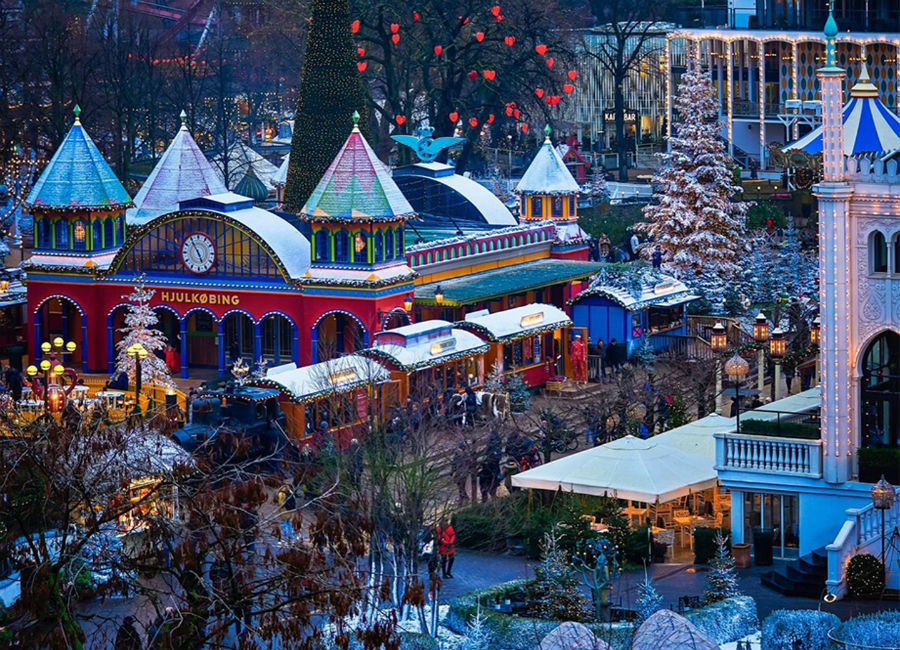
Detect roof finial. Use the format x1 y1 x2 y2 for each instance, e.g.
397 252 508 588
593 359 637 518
823 0 838 67
180 109 188 126
543 123 552 143
352 110 361 132
850 61 878 97
73 104 81 125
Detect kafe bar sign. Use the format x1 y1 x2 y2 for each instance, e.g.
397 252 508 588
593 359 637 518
159 291 241 306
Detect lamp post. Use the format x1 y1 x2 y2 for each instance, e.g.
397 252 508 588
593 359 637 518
403 293 414 323
711 322 727 412
126 342 148 415
871 475 896 587
753 313 769 393
810 316 821 386
769 328 786 401
725 353 750 432
27 337 77 414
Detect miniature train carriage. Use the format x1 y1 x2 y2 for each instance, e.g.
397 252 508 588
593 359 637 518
255 354 391 448
454 303 578 385
359 320 489 403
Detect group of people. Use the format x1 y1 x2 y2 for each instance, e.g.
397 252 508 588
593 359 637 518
585 337 626 382
451 430 543 505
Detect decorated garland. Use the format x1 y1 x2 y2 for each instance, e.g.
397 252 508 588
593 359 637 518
455 318 571 343
358 343 489 372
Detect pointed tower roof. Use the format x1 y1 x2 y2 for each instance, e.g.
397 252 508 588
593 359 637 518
272 152 290 187
26 106 133 212
234 167 269 203
301 113 414 223
129 111 227 224
515 125 581 196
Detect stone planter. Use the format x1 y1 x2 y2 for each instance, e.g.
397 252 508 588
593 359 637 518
732 543 751 569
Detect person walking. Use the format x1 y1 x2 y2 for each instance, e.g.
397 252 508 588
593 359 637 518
275 485 296 542
452 442 472 503
437 518 456 579
114 616 142 650
605 339 620 377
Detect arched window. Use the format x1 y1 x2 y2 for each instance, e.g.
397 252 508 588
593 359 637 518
860 331 900 449
375 230 384 262
54 219 68 249
894 235 900 274
36 218 50 249
334 230 349 262
552 197 564 218
314 229 329 261
353 231 369 263
385 228 394 260
104 216 114 247
871 231 888 273
530 196 542 217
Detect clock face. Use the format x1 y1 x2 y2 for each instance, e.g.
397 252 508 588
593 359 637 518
181 233 216 274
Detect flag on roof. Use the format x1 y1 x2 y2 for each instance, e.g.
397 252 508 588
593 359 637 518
26 106 132 211
129 111 227 224
516 125 581 195
783 65 900 156
300 113 414 222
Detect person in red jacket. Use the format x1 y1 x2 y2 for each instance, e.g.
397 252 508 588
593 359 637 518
436 518 456 579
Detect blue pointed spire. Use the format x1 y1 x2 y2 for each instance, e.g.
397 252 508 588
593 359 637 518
823 1 839 68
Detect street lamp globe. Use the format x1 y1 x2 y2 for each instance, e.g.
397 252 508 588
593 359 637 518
41 342 51 354
769 328 786 359
724 353 750 381
434 286 444 306
710 322 727 353
40 360 51 372
66 341 77 353
52 336 64 349
871 476 896 510
403 294 414 312
52 365 64 376
26 365 37 377
753 313 769 343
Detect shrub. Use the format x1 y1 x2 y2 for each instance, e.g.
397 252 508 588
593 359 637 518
845 553 884 598
453 498 511 551
684 596 758 645
746 201 787 230
830 611 900 649
857 447 900 484
693 527 719 564
761 609 840 650
624 525 651 567
740 418 820 439
399 632 439 650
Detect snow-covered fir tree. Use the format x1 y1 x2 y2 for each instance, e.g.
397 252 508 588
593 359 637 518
743 235 780 304
779 214 804 296
637 57 748 281
703 531 741 604
505 371 532 413
115 277 173 388
635 575 664 625
458 603 492 650
527 529 590 622
589 170 609 200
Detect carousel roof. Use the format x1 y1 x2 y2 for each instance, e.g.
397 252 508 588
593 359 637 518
783 65 900 156
301 113 414 223
515 126 581 195
128 112 227 224
26 106 133 211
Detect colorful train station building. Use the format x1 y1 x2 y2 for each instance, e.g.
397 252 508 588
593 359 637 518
23 109 601 379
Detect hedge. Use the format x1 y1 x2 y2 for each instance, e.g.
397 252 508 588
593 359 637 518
828 611 900 649
446 581 756 649
761 609 840 650
740 418 820 439
857 447 900 484
399 632 440 650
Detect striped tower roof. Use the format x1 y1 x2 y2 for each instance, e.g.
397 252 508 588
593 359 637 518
26 106 133 212
129 111 227 224
300 112 414 223
515 125 581 196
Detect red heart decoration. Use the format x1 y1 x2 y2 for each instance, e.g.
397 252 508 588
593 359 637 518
469 117 479 127
449 111 459 122
534 88 544 98
505 106 513 116
391 33 400 44
483 69 496 80
491 5 501 16
413 11 420 20
357 62 367 71
567 69 577 80
546 57 554 68
504 35 515 46
521 123 529 133
468 70 478 80
514 109 520 118
434 45 443 56
351 19 360 33
535 44 547 55
475 31 485 42
496 15 503 21
487 113 495 123
563 83 574 94
390 23 399 33
463 17 470 24
395 115 406 125
357 47 365 56
545 95 552 104
551 95 561 105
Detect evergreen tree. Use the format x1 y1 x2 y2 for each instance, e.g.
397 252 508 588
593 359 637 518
703 531 741 604
115 277 173 388
459 603 492 650
635 576 664 626
779 214 804 296
590 170 609 200
283 0 368 212
527 529 590 622
637 58 748 280
505 371 532 413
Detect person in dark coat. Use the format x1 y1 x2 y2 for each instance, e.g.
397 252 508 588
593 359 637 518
464 386 477 426
114 616 142 650
605 339 621 376
4 366 22 402
478 456 499 502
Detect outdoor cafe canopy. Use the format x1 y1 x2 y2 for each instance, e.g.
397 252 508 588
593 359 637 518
511 433 719 504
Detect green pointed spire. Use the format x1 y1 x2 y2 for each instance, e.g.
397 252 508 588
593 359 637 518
544 124 552 143
180 109 187 125
352 110 360 130
73 104 81 123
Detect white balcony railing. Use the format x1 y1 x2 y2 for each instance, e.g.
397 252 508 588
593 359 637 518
714 432 823 477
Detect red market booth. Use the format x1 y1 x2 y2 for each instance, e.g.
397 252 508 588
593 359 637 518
257 355 391 446
359 320 488 403
455 303 575 386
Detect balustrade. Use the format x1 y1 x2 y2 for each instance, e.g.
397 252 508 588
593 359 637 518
715 432 822 477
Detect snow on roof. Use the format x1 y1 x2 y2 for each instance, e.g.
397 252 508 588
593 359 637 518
554 222 589 242
361 321 488 371
457 303 571 342
212 141 279 190
262 356 389 402
301 263 415 285
515 134 581 195
272 152 290 186
429 172 517 225
301 123 414 222
128 120 227 225
26 111 133 211
25 250 118 271
573 270 697 310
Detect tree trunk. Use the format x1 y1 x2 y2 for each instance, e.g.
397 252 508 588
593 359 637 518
614 69 628 182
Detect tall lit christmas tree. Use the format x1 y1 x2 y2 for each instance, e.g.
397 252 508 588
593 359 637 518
283 0 369 212
115 278 173 388
637 58 747 280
